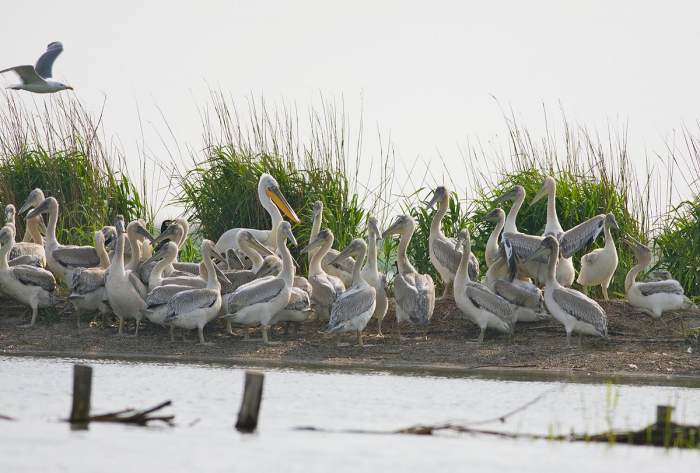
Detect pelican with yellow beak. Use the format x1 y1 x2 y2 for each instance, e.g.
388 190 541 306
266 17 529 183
215 173 300 257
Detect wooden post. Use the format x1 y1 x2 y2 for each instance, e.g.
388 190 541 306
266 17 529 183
656 405 673 427
235 371 264 433
69 365 93 426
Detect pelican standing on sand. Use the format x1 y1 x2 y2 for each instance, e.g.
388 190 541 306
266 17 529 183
427 186 479 299
624 239 693 318
577 214 620 300
1 42 73 93
528 236 607 346
360 217 388 336
301 228 345 321
382 215 435 340
68 230 112 325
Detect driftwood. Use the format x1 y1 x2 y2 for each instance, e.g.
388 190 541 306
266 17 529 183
86 400 175 426
0 413 16 421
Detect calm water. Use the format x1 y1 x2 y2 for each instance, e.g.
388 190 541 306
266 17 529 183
0 356 698 472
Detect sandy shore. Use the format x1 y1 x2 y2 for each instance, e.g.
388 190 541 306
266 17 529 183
1 296 699 383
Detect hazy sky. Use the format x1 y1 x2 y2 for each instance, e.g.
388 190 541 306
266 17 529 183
3 1 700 214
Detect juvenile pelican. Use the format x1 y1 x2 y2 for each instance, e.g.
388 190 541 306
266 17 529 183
0 226 56 327
1 41 74 93
223 221 297 344
624 239 693 318
483 208 505 268
494 185 526 234
577 214 620 300
68 230 112 325
301 228 345 320
323 238 376 346
360 217 388 336
215 174 300 256
529 236 607 346
453 229 515 342
4 204 45 267
426 186 479 299
382 215 435 340
105 216 148 335
309 201 354 287
492 279 546 323
237 230 274 273
21 192 100 282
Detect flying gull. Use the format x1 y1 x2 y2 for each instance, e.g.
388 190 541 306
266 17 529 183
1 42 73 93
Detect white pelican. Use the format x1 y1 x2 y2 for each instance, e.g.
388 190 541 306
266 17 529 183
309 201 354 287
624 239 693 318
1 41 74 93
215 173 300 256
105 216 148 335
530 176 575 286
382 215 435 340
426 186 479 299
4 204 46 267
223 221 297 344
301 228 345 320
68 229 112 325
528 236 607 346
577 214 620 300
0 226 56 326
21 192 101 282
360 217 388 336
453 229 515 342
323 238 376 346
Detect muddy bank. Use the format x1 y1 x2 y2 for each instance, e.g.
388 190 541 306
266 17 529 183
1 296 699 381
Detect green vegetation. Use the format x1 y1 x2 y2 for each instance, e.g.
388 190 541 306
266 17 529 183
655 198 700 296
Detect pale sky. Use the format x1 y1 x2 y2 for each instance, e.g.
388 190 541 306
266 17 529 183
2 1 700 216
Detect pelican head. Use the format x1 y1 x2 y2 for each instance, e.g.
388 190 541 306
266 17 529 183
300 228 332 254
239 231 274 256
381 214 415 240
277 220 298 246
25 196 57 219
527 235 559 263
19 189 47 214
454 228 471 251
0 225 13 245
312 200 324 220
101 226 117 248
426 186 448 209
529 176 556 207
115 215 126 235
605 213 620 232
493 185 525 205
367 217 381 240
332 238 367 265
259 174 300 225
256 254 282 278
151 220 185 247
483 208 505 223
142 240 178 266
625 238 652 265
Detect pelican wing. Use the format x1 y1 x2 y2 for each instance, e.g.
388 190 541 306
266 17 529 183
172 261 199 275
146 284 192 307
493 279 542 310
11 265 56 292
129 272 148 300
225 277 286 313
165 288 218 322
552 287 607 335
581 251 601 266
328 286 376 329
394 272 435 325
70 267 105 294
286 287 311 311
52 246 100 268
34 42 63 78
559 215 605 258
310 274 339 307
0 65 45 85
323 250 355 274
9 255 41 267
432 236 461 274
501 232 546 261
220 270 257 294
464 282 514 324
636 280 684 296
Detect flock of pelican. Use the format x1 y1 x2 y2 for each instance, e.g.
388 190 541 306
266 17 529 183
0 173 694 347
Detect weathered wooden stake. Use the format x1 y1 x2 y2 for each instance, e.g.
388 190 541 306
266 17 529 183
235 371 264 433
656 405 673 427
69 364 93 426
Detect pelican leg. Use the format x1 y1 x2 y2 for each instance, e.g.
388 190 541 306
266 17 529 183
118 317 124 335
169 326 175 342
601 285 609 301
357 330 364 347
262 325 272 345
198 326 214 345
226 320 235 335
566 331 572 348
395 320 402 343
578 333 582 347
439 281 453 300
477 327 485 343
376 317 384 338
133 320 140 337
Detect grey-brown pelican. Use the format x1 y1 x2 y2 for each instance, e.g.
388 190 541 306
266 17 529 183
577 214 620 300
483 208 505 268
4 204 46 267
0 226 56 326
360 217 388 336
426 186 479 299
382 215 435 340
492 279 547 323
528 236 607 346
323 238 376 346
309 201 355 287
68 230 112 325
301 228 345 320
453 229 515 342
624 239 693 318
494 185 526 234
223 221 297 344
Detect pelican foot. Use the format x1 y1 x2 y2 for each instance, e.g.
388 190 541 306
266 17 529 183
336 342 351 347
265 341 283 346
17 323 34 328
199 341 216 347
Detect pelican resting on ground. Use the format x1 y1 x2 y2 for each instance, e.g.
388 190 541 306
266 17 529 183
382 215 435 340
68 230 112 325
624 239 693 318
4 204 46 267
0 226 56 327
223 221 297 344
1 41 73 93
528 236 607 346
453 229 515 342
577 214 620 300
144 241 209 290
215 173 300 257
309 201 354 287
427 186 479 299
301 228 345 321
360 217 388 336
323 238 376 347
105 216 147 335
492 279 547 323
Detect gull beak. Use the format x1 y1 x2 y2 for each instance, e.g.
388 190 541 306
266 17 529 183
267 186 300 225
529 186 547 208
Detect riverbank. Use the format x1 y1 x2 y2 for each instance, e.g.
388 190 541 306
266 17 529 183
1 297 699 382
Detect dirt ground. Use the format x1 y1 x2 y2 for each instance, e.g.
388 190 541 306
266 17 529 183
1 295 699 380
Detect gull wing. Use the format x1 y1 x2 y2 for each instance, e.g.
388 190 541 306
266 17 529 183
35 41 64 79
0 65 46 85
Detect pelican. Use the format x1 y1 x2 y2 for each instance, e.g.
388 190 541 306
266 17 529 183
255 254 312 293
494 185 526 234
492 279 547 323
382 215 435 340
0 226 56 326
21 192 100 282
426 186 479 299
309 201 354 287
360 217 388 336
483 208 505 268
453 229 515 342
4 204 45 267
530 176 576 286
215 173 300 256
223 221 297 344
105 216 147 335
577 214 620 300
68 229 112 325
323 238 376 346
237 230 274 273
143 241 222 290
528 236 607 346
1 41 74 93
125 219 152 272
624 239 693 318
301 228 345 321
